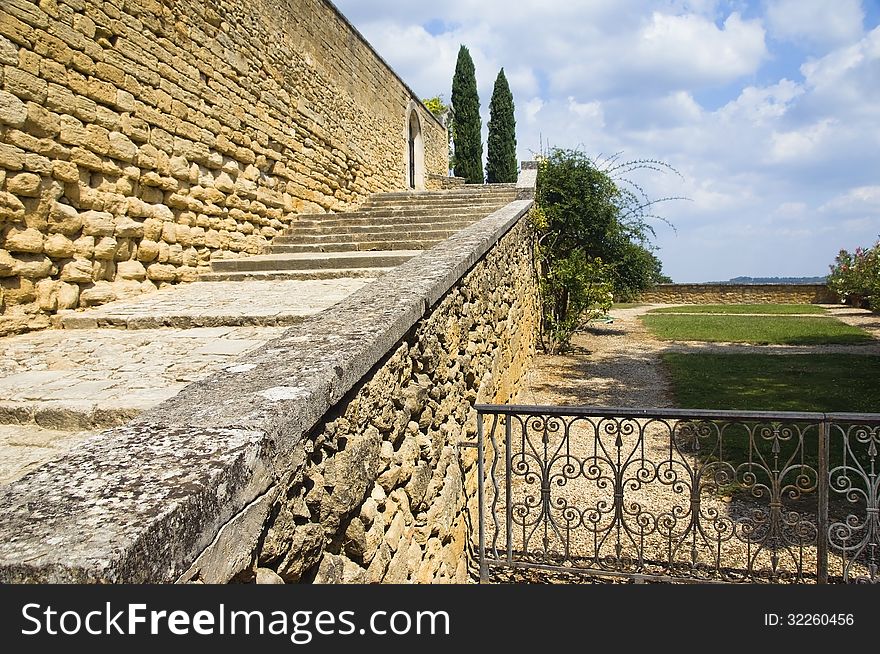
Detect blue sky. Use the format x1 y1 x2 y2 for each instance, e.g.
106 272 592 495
332 0 880 282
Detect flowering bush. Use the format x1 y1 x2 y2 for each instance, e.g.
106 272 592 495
827 238 880 311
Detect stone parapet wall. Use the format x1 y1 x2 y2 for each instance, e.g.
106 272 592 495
0 0 448 335
638 283 837 305
254 214 537 584
0 197 537 583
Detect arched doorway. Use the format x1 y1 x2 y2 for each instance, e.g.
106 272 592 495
405 103 425 190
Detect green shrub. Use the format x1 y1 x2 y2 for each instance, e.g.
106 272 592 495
533 148 681 351
828 238 880 311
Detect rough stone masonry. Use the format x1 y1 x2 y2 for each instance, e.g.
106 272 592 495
0 193 539 583
0 0 447 335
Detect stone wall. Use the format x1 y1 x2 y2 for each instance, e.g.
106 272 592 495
0 0 448 335
0 196 537 583
638 283 837 305
253 216 537 584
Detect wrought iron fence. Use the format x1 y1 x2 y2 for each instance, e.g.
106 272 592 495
473 405 880 584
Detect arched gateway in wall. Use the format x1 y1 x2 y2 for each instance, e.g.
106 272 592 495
405 102 426 190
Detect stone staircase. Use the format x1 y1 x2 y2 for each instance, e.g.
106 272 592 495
200 184 518 281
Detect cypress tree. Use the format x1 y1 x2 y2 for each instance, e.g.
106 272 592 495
451 45 483 184
486 68 517 183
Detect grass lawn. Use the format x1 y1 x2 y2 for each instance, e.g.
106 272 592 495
661 353 880 413
661 353 880 483
641 314 873 345
649 303 826 315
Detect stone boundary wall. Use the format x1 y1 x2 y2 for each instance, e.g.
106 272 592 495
639 283 837 305
0 195 538 583
0 0 448 335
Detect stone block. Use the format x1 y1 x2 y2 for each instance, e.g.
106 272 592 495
0 89 27 127
0 249 16 276
43 233 75 258
0 35 17 66
136 239 159 262
6 172 41 197
25 103 60 137
48 202 82 235
116 259 146 281
3 226 43 253
60 258 94 283
81 210 115 236
73 235 95 258
146 262 177 282
51 161 79 184
79 281 117 306
0 191 25 222
3 67 47 103
114 217 144 238
56 281 80 310
0 276 35 304
35 278 57 311
0 143 25 171
107 131 137 162
93 236 118 260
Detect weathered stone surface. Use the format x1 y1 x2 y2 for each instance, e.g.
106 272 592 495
0 425 272 583
81 211 115 237
639 283 837 305
0 90 27 128
255 568 285 584
146 263 177 282
48 202 82 235
313 553 367 584
116 260 146 280
6 173 42 197
0 250 15 277
60 259 94 283
177 488 278 584
4 226 44 253
56 281 79 309
12 254 53 279
0 0 449 324
43 233 75 259
79 282 117 306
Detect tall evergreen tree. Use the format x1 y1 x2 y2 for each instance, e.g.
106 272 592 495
486 68 517 183
451 45 483 184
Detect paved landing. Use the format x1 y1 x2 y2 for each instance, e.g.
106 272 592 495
0 278 375 485
54 278 372 329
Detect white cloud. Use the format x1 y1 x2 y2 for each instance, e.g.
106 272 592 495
766 0 865 47
567 98 605 126
635 11 767 82
524 98 545 124
768 118 836 162
718 79 803 125
820 185 880 215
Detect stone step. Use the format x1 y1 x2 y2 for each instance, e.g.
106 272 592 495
364 184 516 202
210 250 421 273
360 197 514 211
286 212 488 230
274 228 461 245
283 220 475 235
269 240 443 253
199 267 394 282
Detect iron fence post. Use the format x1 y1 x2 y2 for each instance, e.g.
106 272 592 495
817 417 829 584
477 410 487 583
506 415 513 566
